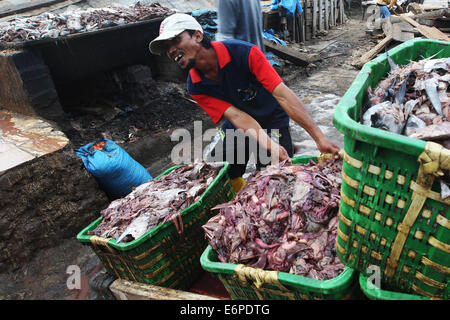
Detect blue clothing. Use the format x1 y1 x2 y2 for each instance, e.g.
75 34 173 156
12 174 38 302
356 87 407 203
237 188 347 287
379 5 391 18
270 0 303 15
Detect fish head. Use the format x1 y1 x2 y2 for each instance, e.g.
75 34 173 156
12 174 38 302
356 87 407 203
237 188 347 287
371 108 404 134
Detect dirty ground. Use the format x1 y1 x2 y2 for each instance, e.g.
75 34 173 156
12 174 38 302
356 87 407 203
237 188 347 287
55 65 209 148
0 5 379 300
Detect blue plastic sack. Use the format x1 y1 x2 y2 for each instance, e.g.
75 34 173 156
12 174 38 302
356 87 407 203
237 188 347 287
75 138 152 199
265 52 281 67
263 29 287 46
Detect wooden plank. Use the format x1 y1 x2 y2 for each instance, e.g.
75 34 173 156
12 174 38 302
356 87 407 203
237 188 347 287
301 12 306 42
392 22 417 42
337 0 341 23
336 0 343 23
416 19 438 27
319 0 323 31
312 0 317 37
331 0 335 26
355 34 393 67
409 8 449 20
329 0 333 26
300 1 307 42
325 0 329 30
264 39 320 65
401 14 450 41
337 0 340 24
335 0 338 23
334 0 337 25
292 15 298 42
263 11 269 30
109 279 220 300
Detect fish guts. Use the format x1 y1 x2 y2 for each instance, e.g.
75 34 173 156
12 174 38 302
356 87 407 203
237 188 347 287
0 3 173 43
202 158 345 281
88 162 222 243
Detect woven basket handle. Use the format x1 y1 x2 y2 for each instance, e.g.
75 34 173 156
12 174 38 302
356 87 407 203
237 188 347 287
234 264 288 290
385 142 450 279
418 142 450 177
317 150 344 163
89 235 116 254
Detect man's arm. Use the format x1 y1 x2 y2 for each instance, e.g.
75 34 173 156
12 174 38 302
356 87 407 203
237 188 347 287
223 105 290 163
272 82 340 155
246 45 339 156
188 92 289 162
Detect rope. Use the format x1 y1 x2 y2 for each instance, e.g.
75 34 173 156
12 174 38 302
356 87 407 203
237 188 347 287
385 141 450 278
89 235 115 253
234 264 288 291
317 150 344 163
418 141 450 178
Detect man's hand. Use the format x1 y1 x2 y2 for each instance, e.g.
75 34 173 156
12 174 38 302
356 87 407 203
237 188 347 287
271 145 291 165
316 137 340 157
272 83 341 158
223 106 293 165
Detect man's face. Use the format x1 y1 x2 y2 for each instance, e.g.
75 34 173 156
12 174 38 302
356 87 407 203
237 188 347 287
164 30 202 70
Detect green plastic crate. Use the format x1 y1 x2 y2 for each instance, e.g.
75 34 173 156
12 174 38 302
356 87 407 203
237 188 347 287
359 273 429 300
77 162 235 291
333 39 450 299
199 155 358 300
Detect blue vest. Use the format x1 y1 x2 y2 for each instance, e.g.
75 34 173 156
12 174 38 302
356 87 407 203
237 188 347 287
187 40 290 130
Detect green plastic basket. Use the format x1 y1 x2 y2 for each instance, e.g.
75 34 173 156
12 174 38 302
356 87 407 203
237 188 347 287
77 162 235 291
333 39 450 299
200 247 357 300
199 155 358 300
359 273 430 300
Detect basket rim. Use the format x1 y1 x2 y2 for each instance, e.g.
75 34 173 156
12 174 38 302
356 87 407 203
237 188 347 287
358 273 430 300
76 161 230 251
200 245 356 295
332 38 449 158
291 155 318 164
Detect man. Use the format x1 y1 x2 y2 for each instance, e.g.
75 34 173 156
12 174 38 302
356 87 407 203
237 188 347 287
149 13 339 192
216 0 265 53
377 0 398 18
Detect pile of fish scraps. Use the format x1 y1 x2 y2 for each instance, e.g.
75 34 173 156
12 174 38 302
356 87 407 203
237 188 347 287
0 3 173 43
202 158 345 281
362 55 450 199
88 162 223 243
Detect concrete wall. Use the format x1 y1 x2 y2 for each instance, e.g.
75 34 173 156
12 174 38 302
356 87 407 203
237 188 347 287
0 144 110 272
0 50 64 121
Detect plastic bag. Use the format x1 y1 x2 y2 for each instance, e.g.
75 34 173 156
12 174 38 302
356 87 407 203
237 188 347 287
75 138 152 199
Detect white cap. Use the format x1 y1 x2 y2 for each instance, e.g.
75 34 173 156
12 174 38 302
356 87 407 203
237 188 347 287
149 13 203 55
